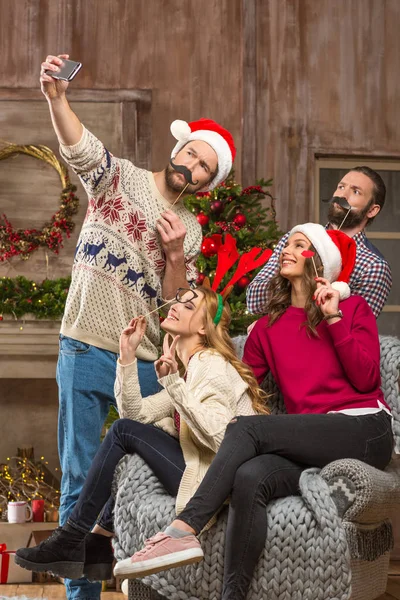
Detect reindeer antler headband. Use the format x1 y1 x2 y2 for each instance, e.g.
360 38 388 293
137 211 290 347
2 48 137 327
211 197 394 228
201 233 273 324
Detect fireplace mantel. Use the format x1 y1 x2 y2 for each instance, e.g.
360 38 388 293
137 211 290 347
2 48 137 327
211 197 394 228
0 315 60 378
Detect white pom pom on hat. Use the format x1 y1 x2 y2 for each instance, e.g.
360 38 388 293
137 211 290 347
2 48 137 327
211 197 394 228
170 118 236 191
170 120 192 141
331 281 351 300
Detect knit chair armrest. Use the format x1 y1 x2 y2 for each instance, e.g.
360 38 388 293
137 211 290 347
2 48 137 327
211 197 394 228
320 457 400 523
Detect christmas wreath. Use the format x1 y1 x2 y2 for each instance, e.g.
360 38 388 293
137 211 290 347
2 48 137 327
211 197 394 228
0 144 79 261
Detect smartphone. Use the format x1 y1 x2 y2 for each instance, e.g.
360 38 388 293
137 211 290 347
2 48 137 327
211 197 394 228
45 59 82 81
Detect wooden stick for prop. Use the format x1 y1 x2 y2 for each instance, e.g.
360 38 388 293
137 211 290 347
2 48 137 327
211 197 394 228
338 208 351 230
302 250 319 277
170 182 190 207
311 256 319 278
142 298 176 318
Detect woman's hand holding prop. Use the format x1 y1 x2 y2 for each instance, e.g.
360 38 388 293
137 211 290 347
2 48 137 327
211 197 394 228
119 316 147 365
313 277 340 317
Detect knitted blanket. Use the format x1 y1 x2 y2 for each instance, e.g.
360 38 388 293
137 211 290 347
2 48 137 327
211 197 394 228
113 459 351 600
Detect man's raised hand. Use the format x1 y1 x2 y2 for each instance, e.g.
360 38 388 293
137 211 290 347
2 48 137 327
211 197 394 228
40 54 70 99
156 210 187 260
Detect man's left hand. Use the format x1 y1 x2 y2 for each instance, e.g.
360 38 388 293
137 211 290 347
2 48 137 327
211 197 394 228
156 209 186 259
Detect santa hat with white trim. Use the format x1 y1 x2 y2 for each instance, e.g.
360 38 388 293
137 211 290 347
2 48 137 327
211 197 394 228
170 118 236 190
289 223 357 300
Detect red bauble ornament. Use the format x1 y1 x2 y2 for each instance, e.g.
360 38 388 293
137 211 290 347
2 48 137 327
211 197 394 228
196 273 206 285
237 276 250 289
233 213 246 227
210 233 222 251
210 201 224 215
201 237 218 257
0 315 3 321
196 212 209 226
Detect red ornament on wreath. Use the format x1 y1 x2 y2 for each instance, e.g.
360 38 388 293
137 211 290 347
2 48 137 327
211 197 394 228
196 212 209 227
196 273 206 285
237 276 250 289
210 201 224 215
201 237 218 258
233 213 246 228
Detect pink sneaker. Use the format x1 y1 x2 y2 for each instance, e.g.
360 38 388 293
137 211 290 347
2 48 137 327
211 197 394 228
113 532 204 578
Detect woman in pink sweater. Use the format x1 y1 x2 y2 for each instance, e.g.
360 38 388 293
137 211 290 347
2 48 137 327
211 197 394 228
121 223 394 600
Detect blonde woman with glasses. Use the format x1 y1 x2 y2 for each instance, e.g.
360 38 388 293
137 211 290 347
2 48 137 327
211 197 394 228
16 286 268 582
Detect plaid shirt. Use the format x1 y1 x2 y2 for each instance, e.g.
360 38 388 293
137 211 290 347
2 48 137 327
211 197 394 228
246 229 392 318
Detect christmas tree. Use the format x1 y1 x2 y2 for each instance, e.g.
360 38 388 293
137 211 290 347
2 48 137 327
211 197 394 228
184 174 282 335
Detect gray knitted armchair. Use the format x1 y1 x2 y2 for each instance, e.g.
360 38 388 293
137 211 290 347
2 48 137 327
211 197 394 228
112 335 400 600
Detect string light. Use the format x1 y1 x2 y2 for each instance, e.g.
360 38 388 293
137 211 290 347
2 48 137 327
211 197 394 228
0 453 60 516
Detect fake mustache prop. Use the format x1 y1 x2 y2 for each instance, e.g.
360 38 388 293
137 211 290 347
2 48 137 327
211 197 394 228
322 196 353 230
169 159 199 186
169 159 199 207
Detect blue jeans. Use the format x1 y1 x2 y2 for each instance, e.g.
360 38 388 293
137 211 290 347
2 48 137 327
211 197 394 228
57 335 159 600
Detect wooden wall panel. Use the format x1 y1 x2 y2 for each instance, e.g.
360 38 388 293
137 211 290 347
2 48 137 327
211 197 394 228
0 0 243 174
255 0 400 230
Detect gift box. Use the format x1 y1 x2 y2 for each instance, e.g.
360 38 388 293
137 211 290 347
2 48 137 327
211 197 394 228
0 543 32 584
0 522 58 584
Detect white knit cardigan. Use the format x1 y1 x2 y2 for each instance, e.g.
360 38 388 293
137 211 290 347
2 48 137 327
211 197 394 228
114 349 256 514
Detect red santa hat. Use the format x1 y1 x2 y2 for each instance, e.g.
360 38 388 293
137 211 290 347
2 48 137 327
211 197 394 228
289 223 356 300
170 118 236 190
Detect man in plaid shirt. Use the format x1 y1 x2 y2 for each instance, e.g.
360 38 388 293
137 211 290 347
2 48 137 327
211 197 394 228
247 166 392 318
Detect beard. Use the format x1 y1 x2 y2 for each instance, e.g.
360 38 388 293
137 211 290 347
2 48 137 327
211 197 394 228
164 164 207 195
327 197 373 228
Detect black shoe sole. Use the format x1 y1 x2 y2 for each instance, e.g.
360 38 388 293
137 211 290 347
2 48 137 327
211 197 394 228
14 553 84 580
84 562 113 581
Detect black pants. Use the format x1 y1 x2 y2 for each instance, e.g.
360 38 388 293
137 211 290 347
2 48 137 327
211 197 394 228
68 419 185 534
178 411 394 600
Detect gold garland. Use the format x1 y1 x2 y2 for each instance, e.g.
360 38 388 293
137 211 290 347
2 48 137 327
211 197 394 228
0 144 79 261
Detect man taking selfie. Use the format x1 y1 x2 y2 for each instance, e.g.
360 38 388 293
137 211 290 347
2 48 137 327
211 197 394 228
40 53 236 600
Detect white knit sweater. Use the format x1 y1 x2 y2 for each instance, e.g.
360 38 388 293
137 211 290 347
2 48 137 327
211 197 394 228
59 126 202 360
114 349 256 514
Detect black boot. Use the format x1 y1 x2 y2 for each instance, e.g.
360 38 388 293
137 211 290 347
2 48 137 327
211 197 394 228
83 532 114 581
15 525 85 580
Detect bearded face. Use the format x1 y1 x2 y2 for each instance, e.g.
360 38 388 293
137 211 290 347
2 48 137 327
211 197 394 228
327 197 374 228
164 163 212 195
